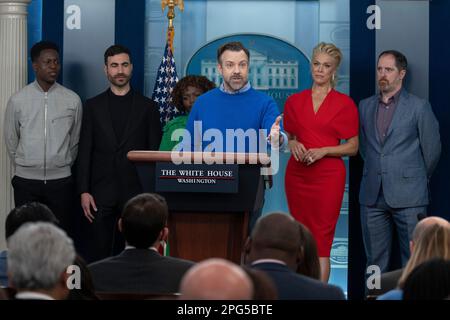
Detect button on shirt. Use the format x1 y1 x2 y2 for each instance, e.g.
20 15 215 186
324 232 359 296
376 90 401 144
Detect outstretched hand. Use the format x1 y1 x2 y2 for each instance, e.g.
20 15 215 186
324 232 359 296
268 114 284 146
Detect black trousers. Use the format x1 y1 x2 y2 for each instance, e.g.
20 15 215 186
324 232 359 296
82 203 126 263
12 175 75 237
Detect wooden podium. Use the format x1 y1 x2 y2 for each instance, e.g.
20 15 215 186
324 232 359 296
127 151 270 263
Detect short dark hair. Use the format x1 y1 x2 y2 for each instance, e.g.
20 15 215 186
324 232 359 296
5 202 59 240
120 193 168 249
30 41 59 63
104 44 132 65
217 41 250 64
171 75 216 112
378 50 408 71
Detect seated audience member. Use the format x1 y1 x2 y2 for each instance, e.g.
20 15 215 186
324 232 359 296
67 255 98 300
243 266 278 300
0 202 59 287
8 222 76 300
368 216 449 297
89 193 194 294
244 212 345 300
180 258 253 300
402 258 450 300
297 223 321 280
378 223 450 300
159 75 216 151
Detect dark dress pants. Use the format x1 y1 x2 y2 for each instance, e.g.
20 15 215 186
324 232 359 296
12 175 75 237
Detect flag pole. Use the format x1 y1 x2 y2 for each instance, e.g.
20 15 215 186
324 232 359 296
161 0 184 52
153 1 183 128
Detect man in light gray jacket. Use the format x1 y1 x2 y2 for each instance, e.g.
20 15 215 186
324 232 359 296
3 41 82 234
359 50 441 276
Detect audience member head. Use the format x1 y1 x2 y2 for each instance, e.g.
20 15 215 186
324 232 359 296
180 258 253 300
297 223 321 280
403 258 450 300
398 223 450 287
171 75 216 113
66 255 98 300
410 216 449 252
242 266 278 300
5 202 59 242
119 193 169 249
8 222 76 300
244 212 302 271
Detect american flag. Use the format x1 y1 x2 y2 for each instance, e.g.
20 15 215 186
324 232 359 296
152 43 179 124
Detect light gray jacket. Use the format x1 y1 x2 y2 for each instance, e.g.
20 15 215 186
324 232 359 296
4 81 82 181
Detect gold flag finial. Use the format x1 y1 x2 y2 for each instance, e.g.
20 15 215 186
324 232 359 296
161 0 184 51
161 0 184 29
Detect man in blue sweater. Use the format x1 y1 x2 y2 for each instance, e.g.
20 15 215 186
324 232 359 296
183 42 285 231
184 41 285 153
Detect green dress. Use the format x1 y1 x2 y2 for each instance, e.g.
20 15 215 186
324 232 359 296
159 115 188 151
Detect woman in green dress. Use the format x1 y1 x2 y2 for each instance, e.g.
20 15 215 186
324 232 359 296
159 75 216 151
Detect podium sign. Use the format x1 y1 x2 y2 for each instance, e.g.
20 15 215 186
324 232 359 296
128 151 270 262
155 163 238 193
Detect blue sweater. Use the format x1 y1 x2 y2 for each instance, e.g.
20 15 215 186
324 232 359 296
185 88 280 152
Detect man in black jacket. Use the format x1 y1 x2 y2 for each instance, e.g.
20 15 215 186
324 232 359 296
244 213 345 300
89 193 194 294
77 45 162 262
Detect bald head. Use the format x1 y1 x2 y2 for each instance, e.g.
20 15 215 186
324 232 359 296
180 258 253 300
413 217 449 242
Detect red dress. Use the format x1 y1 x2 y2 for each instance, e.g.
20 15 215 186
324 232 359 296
284 89 359 257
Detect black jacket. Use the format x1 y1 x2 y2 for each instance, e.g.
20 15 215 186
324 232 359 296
77 89 161 206
88 249 194 293
252 262 345 300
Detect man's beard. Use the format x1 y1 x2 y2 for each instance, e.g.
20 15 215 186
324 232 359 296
378 79 390 92
109 74 131 87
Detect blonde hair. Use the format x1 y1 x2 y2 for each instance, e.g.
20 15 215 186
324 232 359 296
312 42 342 87
398 224 450 288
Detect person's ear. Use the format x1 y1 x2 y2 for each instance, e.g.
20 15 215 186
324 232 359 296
296 246 303 265
160 227 169 242
242 237 252 265
118 218 123 233
104 64 108 76
217 62 224 76
399 69 406 80
32 61 38 73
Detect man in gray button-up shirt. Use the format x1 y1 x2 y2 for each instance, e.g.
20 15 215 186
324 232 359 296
358 50 441 279
3 41 82 235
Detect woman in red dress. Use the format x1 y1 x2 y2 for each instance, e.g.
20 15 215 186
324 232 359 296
284 43 359 282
